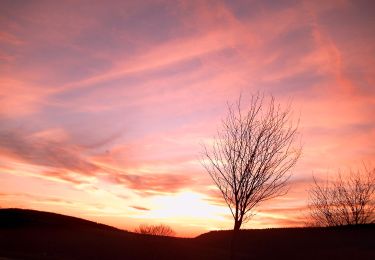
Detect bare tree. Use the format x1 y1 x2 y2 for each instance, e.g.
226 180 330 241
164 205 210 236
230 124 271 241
202 93 301 232
134 224 176 236
308 166 375 227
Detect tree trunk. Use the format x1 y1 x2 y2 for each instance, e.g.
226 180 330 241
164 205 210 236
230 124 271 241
230 220 241 260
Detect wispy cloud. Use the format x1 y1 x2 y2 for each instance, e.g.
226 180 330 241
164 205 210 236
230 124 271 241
0 126 99 175
130 205 150 211
111 172 195 196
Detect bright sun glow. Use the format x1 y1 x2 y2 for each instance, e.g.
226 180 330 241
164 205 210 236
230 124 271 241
140 191 229 221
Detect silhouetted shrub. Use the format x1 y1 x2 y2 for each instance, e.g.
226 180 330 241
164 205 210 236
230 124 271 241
308 166 375 226
134 224 175 236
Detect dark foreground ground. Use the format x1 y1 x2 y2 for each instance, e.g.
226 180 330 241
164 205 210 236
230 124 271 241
0 208 374 259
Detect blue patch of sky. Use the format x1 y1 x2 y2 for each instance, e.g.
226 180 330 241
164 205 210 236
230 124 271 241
317 3 374 43
85 1 189 48
16 43 112 85
260 70 328 96
266 25 314 64
50 52 216 104
344 67 373 94
223 0 298 21
40 56 216 141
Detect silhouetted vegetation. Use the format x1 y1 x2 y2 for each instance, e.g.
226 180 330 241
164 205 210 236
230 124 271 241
135 223 176 236
308 166 375 227
1 208 374 259
202 93 301 257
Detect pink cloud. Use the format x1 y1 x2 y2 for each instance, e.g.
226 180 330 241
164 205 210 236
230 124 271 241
0 78 52 117
0 127 99 175
0 31 23 45
130 205 150 211
110 172 195 196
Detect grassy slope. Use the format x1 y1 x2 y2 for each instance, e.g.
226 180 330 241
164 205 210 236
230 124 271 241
0 208 374 259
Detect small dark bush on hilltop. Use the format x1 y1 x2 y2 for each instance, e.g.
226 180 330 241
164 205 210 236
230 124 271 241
134 223 176 236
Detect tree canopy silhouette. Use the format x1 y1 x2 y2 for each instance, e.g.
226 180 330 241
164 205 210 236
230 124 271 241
202 93 301 232
308 166 375 227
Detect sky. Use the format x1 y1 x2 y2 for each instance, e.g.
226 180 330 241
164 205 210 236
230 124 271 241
0 0 374 237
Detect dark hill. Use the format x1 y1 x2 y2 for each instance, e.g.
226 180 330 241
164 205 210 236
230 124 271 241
196 225 375 259
0 208 225 259
0 208 374 259
0 208 119 231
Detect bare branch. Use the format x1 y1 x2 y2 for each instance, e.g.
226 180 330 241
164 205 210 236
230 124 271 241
202 93 301 231
308 166 375 227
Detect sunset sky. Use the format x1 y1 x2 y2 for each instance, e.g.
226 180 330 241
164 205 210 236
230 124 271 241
0 0 374 237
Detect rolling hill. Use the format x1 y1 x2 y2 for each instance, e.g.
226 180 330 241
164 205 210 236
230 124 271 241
0 208 374 259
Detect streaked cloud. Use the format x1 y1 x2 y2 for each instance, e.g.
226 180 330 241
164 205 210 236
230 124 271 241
130 205 150 211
